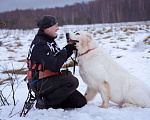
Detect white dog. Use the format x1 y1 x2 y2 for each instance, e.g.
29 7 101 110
66 31 150 108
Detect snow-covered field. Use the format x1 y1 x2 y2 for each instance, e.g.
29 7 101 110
0 21 150 120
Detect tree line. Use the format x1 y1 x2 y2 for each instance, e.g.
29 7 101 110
0 0 150 29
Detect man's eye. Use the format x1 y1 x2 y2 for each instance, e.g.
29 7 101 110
76 33 80 35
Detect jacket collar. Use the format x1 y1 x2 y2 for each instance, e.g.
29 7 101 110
37 29 56 42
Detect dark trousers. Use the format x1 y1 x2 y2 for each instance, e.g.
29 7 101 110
32 74 86 108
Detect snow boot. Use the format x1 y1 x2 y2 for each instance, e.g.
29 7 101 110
35 97 49 109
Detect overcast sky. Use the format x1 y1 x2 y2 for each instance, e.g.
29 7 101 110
0 0 94 13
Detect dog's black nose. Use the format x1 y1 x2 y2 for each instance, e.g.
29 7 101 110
66 33 69 39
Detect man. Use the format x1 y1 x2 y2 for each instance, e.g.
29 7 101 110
27 15 86 109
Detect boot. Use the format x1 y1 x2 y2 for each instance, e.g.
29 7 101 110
35 97 49 109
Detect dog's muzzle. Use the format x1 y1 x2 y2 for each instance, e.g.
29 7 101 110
66 33 79 44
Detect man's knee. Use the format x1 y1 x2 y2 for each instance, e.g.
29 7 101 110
67 76 79 89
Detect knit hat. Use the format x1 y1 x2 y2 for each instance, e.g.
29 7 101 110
37 15 58 29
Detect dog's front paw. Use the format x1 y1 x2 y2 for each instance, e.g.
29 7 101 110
99 101 109 108
98 105 108 108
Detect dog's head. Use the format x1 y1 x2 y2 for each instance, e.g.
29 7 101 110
66 31 97 54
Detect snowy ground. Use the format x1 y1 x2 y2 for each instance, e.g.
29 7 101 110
0 21 150 120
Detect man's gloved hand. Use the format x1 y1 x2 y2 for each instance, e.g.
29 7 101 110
64 43 76 58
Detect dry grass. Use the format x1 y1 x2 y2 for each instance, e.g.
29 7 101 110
117 37 128 42
120 47 128 50
103 36 111 39
2 68 27 75
59 34 64 39
0 77 13 85
123 27 138 32
106 28 112 33
3 77 13 81
126 32 132 36
16 42 23 47
120 39 126 41
0 81 3 85
0 78 3 85
8 56 15 60
21 55 26 57
116 56 123 58
97 30 103 34
0 41 2 46
143 36 150 45
123 28 128 32
62 61 78 68
118 37 125 40
15 37 20 40
8 44 13 47
18 59 27 62
7 49 16 52
93 32 97 36
110 41 117 43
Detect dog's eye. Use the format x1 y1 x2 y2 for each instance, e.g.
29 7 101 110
76 33 80 35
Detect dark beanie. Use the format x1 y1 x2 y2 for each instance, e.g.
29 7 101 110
37 15 58 29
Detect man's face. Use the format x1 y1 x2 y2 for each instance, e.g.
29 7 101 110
44 23 59 37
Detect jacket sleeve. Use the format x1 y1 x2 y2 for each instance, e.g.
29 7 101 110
31 42 68 72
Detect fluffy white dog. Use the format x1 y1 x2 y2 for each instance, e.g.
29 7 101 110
66 31 150 108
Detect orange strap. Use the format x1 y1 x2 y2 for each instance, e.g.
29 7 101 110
27 69 59 80
38 69 59 79
27 60 59 80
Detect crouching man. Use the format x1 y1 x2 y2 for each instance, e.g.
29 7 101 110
27 15 86 109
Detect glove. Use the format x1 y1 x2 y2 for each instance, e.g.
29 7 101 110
64 43 76 58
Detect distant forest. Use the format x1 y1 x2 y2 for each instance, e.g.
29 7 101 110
0 0 150 29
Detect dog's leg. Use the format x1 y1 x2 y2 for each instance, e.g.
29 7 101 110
84 86 97 102
121 103 141 108
99 81 110 108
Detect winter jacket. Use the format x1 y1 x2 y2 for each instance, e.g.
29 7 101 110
27 29 68 80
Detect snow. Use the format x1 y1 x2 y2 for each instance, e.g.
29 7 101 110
0 21 150 120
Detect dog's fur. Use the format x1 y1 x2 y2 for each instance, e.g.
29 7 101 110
68 31 150 108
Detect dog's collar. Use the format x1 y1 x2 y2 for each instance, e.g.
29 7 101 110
78 47 96 57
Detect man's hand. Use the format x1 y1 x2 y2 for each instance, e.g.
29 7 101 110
64 43 76 58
